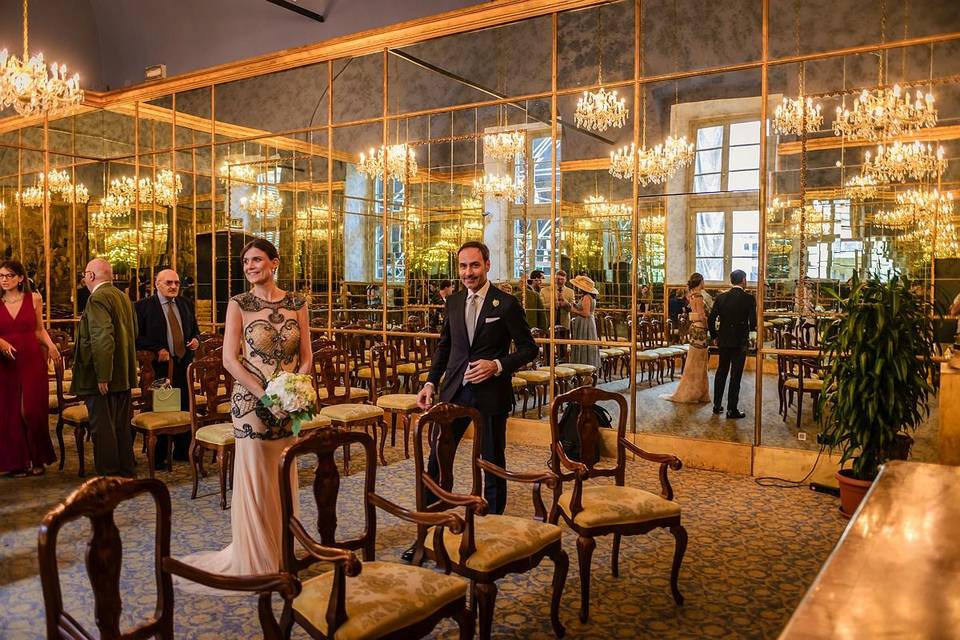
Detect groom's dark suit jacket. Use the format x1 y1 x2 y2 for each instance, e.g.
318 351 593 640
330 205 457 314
428 284 538 415
708 287 756 348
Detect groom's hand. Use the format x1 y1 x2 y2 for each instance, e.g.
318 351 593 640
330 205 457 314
416 383 434 410
463 359 498 384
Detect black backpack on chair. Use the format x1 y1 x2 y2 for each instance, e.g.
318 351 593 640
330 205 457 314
556 402 612 465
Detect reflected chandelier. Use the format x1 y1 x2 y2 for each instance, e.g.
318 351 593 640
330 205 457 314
863 141 947 183
357 144 418 182
833 85 937 141
0 0 83 117
295 205 330 240
583 195 630 218
637 212 666 235
16 170 89 207
241 191 283 218
218 160 258 185
100 193 130 218
895 188 954 220
844 173 879 201
483 130 525 162
472 173 524 202
575 7 627 133
773 96 822 136
109 170 182 207
609 136 694 186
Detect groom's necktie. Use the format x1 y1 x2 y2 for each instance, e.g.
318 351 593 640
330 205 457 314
466 293 478 344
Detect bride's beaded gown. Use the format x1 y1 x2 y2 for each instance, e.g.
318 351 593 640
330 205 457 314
665 291 711 404
179 292 304 586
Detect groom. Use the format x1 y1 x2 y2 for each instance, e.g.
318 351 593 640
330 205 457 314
708 269 756 419
416 241 538 517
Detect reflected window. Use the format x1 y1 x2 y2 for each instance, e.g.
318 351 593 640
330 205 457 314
515 134 560 205
805 199 866 281
512 218 553 279
374 176 404 213
693 209 759 282
374 222 404 282
693 120 760 193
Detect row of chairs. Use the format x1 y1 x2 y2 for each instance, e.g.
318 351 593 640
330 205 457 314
39 386 687 639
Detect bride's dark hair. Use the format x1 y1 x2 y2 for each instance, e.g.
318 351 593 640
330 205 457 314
240 238 279 261
687 272 704 290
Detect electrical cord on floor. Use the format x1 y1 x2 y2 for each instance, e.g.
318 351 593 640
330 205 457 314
754 441 827 488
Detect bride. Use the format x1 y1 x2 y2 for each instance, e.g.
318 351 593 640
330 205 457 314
665 273 711 404
179 238 312 584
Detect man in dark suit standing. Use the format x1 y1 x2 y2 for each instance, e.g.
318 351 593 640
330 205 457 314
708 269 756 419
416 241 538 516
135 268 200 464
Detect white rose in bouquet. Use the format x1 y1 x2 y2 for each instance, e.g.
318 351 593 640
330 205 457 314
263 372 317 436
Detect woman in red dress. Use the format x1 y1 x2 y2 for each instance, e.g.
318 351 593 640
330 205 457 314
0 260 60 477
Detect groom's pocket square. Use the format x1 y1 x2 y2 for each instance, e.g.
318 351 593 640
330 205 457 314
484 317 500 323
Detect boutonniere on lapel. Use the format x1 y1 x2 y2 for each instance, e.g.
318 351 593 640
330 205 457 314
492 299 500 308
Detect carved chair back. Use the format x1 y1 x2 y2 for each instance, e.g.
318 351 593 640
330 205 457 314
38 477 176 640
135 350 159 411
195 333 224 360
412 403 483 513
369 342 402 398
528 327 547 368
48 329 74 367
549 386 628 486
187 356 233 428
313 346 353 405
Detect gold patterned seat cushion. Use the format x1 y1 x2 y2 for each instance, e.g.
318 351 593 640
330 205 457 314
130 387 142 399
515 370 550 383
784 377 824 390
62 404 89 423
396 362 419 375
131 411 192 430
376 394 420 411
424 514 561 571
604 348 628 356
49 394 76 410
318 386 369 402
300 415 333 431
558 485 680 528
635 351 659 361
293 561 467 640
319 404 384 423
562 363 596 375
511 377 527 389
196 422 235 446
216 401 232 414
537 365 574 378
356 367 394 379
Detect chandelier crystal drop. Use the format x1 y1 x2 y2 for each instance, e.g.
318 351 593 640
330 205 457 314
895 188 954 219
583 195 631 218
100 193 131 218
240 191 283 218
863 141 947 183
637 212 666 235
483 130 526 162
15 185 44 208
609 136 695 186
575 86 628 133
151 169 182 207
218 160 258 185
833 85 937 141
773 96 823 135
0 1 83 117
357 144 418 182
15 170 88 207
472 173 524 202
844 173 879 201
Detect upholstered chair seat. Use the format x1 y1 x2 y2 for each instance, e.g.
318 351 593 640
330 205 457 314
376 393 419 411
318 386 369 402
131 411 192 430
300 414 332 431
424 514 562 572
356 366 394 379
515 369 551 383
194 422 235 446
538 365 575 378
62 404 89 423
635 350 659 361
563 363 596 375
319 404 384 423
293 561 468 640
511 376 527 389
784 377 823 391
558 485 681 528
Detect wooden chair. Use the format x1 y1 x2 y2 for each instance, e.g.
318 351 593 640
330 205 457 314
276 429 474 639
187 355 237 510
780 351 825 429
411 403 568 639
314 346 385 474
548 387 687 623
369 343 421 461
39 476 298 640
194 333 224 360
514 328 551 418
130 351 193 477
52 358 88 477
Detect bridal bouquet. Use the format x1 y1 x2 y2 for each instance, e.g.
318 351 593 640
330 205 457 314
262 372 317 436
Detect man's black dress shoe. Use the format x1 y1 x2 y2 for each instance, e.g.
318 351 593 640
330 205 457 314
712 405 723 414
726 409 746 419
400 544 417 564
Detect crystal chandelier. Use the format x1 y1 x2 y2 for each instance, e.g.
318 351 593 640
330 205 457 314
638 212 666 235
0 0 83 117
15 185 44 208
357 144 418 182
460 197 482 211
16 170 88 207
151 169 182 207
218 160 258 185
240 191 283 218
833 85 937 141
108 171 182 207
65 182 90 204
873 207 914 229
483 130 525 162
295 205 330 241
575 7 628 133
583 195 630 218
895 188 954 220
472 174 524 202
863 141 947 183
100 193 131 219
845 173 879 201
773 96 822 136
609 136 694 186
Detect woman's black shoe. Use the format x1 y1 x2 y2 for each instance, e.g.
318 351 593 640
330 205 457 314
726 409 746 419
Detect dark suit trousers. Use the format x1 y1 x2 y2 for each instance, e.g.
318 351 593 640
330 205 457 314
153 356 191 462
713 346 748 412
86 391 136 477
425 384 508 515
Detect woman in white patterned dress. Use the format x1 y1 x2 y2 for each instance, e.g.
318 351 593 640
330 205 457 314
179 238 312 584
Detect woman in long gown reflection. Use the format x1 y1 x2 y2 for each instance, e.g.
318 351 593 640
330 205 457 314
666 273 711 403
179 238 312 588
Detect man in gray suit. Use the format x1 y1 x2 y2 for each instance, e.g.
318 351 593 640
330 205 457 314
71 258 139 477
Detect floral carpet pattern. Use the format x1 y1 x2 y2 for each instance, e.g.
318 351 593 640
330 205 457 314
0 421 847 639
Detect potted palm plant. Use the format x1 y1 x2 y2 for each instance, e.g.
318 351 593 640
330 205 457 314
817 273 937 517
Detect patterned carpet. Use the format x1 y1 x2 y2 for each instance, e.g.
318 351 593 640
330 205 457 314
0 419 847 639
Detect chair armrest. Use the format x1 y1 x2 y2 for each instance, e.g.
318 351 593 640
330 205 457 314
162 557 300 599
368 492 465 534
476 459 558 521
552 442 588 478
422 473 489 515
290 518 362 576
620 438 682 500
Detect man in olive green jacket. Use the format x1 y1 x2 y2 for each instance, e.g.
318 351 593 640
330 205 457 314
71 258 139 476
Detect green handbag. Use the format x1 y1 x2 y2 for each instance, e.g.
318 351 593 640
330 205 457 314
152 386 182 412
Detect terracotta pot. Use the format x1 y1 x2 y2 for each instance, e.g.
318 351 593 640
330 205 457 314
836 469 873 518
